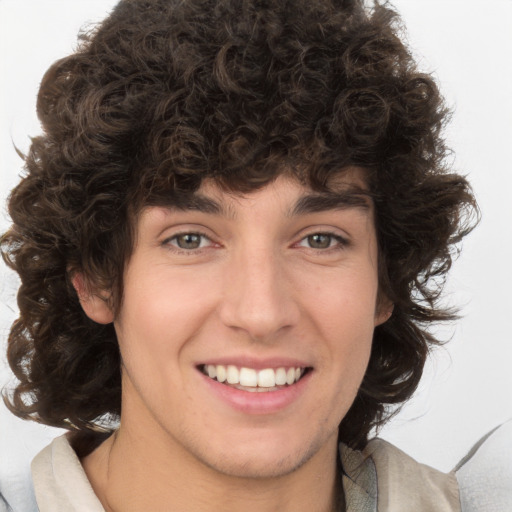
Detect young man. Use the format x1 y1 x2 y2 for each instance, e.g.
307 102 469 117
1 0 481 510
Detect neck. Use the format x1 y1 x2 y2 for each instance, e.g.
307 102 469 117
82 422 343 512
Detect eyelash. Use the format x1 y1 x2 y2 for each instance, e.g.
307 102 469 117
295 232 349 252
163 231 349 253
163 231 215 253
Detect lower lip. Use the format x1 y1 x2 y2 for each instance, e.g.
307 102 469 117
199 370 312 415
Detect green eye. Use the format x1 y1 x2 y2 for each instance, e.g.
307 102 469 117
297 233 347 251
306 234 334 249
173 233 205 249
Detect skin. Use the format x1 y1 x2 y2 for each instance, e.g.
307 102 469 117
77 171 390 512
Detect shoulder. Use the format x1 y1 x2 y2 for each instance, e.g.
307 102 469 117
455 419 512 512
0 406 42 512
340 438 460 512
367 438 460 511
340 423 512 512
31 434 104 512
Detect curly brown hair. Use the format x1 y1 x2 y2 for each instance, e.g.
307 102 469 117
2 0 477 450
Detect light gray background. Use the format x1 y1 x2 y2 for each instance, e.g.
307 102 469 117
1 0 511 476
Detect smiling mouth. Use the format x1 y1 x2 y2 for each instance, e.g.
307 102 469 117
200 364 309 392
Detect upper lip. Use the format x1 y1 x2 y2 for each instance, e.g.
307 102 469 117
197 357 312 370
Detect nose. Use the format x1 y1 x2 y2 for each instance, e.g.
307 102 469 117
218 248 300 341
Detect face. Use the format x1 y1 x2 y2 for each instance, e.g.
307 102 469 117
82 171 388 479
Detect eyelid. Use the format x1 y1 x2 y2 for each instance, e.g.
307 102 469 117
296 232 349 249
294 224 351 244
158 222 217 243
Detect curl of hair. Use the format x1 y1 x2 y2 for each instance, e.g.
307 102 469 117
2 0 477 449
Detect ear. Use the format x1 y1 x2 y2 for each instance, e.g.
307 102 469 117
71 272 114 325
374 298 394 327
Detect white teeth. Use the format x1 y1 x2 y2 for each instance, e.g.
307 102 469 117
257 368 276 388
239 367 257 387
216 365 227 382
275 367 287 386
226 365 239 384
203 364 306 388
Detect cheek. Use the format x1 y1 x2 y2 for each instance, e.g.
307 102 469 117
114 266 221 372
299 263 379 333
303 268 377 392
320 325 374 427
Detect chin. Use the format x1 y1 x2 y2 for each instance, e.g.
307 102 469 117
188 429 334 480
201 447 314 479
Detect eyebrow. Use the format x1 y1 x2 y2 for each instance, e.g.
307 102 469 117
150 194 234 218
288 190 372 216
150 189 372 218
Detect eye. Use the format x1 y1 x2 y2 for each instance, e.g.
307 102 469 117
298 233 346 250
166 232 212 250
